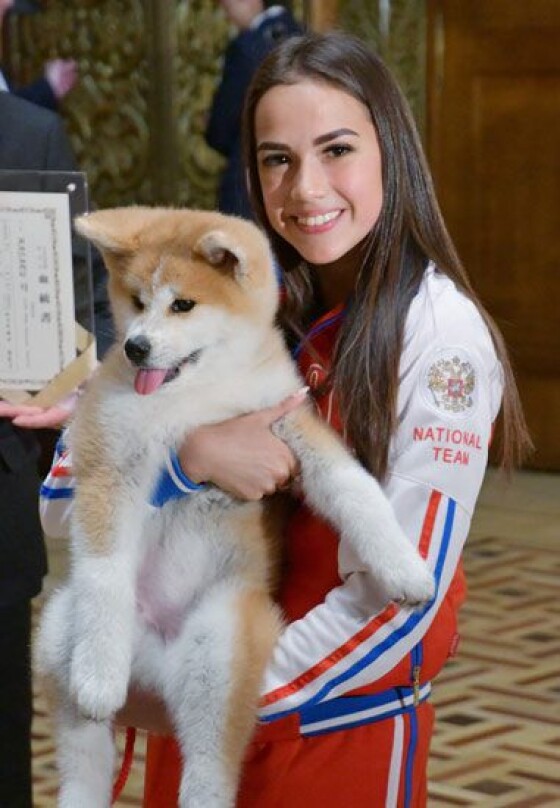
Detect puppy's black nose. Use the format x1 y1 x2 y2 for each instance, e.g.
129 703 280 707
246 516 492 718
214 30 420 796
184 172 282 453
124 335 151 364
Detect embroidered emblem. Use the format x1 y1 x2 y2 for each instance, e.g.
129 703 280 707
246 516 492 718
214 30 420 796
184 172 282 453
423 351 477 416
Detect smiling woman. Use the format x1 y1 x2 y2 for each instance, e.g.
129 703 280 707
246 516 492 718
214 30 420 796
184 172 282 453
255 82 383 283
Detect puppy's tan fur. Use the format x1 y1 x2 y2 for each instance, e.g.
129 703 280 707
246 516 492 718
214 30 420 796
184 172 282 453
36 207 434 808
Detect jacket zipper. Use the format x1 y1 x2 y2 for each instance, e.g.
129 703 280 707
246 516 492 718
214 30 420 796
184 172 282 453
411 642 423 707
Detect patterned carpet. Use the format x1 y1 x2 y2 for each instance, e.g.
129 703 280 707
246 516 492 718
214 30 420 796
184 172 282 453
428 535 560 806
30 471 560 806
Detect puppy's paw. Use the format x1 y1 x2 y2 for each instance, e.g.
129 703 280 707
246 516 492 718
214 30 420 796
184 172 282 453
377 550 436 610
69 647 128 721
393 557 435 609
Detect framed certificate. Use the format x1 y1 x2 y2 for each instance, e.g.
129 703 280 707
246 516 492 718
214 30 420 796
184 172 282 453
0 171 97 406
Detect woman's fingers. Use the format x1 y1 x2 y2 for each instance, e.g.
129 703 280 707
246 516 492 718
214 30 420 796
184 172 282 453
0 392 79 429
0 402 43 419
259 387 309 426
177 388 308 500
12 405 71 428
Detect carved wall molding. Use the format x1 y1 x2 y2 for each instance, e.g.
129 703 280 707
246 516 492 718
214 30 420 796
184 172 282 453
8 1 153 206
338 0 427 134
308 0 338 31
7 1 232 209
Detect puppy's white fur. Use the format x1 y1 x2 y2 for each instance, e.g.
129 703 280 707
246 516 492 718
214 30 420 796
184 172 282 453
36 207 434 808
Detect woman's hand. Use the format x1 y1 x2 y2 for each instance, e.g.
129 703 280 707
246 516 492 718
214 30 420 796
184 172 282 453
0 391 79 429
178 389 308 500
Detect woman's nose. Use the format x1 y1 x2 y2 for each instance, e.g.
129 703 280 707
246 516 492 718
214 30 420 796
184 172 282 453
289 157 328 201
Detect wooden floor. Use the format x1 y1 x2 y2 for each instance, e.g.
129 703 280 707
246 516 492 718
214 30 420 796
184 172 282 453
31 469 560 806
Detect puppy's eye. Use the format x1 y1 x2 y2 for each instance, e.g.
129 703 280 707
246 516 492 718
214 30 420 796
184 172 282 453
131 294 144 311
170 299 196 314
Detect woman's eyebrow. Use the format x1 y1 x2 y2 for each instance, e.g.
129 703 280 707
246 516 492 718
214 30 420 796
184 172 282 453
257 141 289 152
313 128 359 146
257 128 359 153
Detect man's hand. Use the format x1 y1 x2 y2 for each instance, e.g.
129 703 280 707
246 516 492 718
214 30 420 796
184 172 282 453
44 58 78 100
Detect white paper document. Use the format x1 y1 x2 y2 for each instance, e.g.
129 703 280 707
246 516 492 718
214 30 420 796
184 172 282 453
0 191 75 390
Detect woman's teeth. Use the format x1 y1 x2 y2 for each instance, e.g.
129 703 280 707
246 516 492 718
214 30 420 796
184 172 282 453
297 211 340 227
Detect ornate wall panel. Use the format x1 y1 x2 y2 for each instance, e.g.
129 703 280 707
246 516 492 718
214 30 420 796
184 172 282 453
174 0 230 208
9 0 153 206
338 0 427 134
7 1 235 209
308 0 338 30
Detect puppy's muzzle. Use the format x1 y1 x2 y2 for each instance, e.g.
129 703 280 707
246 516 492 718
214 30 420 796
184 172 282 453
125 335 151 365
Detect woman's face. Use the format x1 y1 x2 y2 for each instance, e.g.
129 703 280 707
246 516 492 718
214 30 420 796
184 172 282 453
254 79 383 270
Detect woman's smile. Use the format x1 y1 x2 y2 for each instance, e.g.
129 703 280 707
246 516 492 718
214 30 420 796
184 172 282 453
255 79 383 271
290 209 344 232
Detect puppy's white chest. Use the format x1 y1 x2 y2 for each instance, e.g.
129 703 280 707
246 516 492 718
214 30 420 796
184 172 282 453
135 499 236 638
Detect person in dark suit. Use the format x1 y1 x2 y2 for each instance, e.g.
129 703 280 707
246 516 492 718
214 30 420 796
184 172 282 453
0 92 111 807
205 0 302 219
10 56 78 111
0 0 78 111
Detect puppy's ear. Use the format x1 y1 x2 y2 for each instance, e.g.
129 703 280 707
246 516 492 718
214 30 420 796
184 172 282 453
74 207 153 255
194 230 249 281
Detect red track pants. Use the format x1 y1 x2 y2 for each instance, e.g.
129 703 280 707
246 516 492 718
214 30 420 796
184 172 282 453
143 701 433 807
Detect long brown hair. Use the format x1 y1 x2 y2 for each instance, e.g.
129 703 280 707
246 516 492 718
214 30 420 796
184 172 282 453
243 31 531 478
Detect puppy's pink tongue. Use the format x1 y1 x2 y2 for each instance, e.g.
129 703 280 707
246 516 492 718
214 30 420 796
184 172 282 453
134 369 168 395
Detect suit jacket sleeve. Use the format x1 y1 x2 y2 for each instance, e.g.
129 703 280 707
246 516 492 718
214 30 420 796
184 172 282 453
43 113 78 170
205 35 261 157
14 76 58 111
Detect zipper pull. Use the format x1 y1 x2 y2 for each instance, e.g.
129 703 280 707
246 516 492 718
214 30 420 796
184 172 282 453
412 665 421 707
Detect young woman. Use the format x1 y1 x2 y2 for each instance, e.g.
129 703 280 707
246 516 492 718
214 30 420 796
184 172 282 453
36 30 530 808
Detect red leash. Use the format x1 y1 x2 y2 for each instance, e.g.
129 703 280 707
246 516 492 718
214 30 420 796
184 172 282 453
112 726 137 803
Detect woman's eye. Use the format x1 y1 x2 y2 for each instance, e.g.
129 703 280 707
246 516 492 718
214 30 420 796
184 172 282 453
170 299 196 314
327 143 353 158
131 294 144 311
261 153 289 168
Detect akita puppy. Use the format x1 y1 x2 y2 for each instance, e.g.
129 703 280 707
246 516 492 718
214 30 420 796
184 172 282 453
36 207 434 807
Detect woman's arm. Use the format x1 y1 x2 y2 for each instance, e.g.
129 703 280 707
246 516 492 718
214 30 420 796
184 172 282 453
0 394 77 429
177 391 306 498
38 390 306 538
39 431 75 539
0 397 78 539
256 321 504 721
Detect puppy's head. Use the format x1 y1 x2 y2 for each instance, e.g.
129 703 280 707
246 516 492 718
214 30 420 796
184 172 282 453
75 207 280 395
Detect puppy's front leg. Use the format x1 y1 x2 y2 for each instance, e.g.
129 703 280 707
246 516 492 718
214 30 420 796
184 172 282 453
68 475 144 721
275 409 435 607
